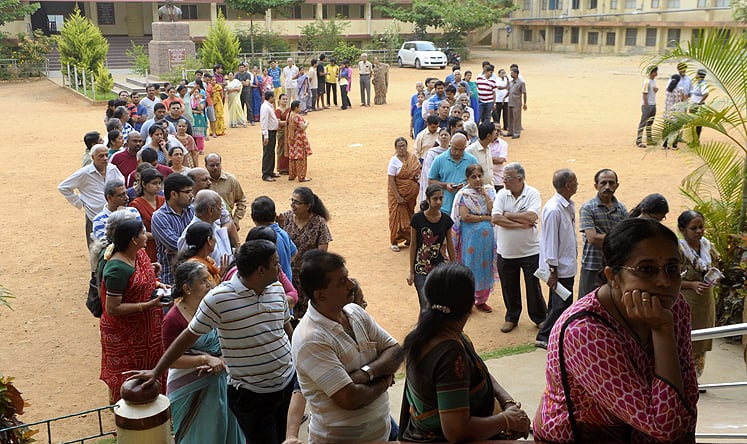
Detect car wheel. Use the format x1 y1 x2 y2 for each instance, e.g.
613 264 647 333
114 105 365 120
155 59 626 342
397 57 403 68
415 59 421 69
440 65 446 69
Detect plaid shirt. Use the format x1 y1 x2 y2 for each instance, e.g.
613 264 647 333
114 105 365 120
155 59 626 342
579 195 628 271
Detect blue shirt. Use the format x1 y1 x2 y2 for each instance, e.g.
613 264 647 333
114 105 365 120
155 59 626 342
135 104 148 130
270 223 297 280
268 66 282 88
428 150 479 214
426 93 446 114
151 203 195 284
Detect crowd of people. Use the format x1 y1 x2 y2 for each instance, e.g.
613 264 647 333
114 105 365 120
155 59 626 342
56 54 719 443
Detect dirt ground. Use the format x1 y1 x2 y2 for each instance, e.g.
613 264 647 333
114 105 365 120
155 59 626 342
0 49 696 439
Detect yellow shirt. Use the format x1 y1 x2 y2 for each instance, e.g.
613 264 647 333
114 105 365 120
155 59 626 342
325 64 339 84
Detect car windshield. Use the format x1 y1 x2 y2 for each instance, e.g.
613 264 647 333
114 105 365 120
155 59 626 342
416 42 437 51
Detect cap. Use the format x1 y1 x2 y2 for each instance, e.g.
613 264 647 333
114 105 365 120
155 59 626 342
677 62 687 70
697 68 707 76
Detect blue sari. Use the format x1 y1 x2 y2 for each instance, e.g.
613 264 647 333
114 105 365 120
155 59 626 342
251 74 263 121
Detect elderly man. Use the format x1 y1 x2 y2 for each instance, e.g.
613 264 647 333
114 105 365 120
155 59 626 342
205 153 247 231
578 169 628 297
358 53 373 107
59 144 125 247
91 180 142 241
414 115 440 162
177 189 233 265
507 68 527 139
534 169 578 349
410 81 425 108
292 250 402 444
188 167 239 248
428 133 478 214
436 100 451 128
465 121 496 186
140 103 175 139
151 174 195 284
127 240 295 443
111 132 144 179
491 162 546 333
283 57 299 101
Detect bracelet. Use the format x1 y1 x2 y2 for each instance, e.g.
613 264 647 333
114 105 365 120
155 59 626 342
138 303 143 312
201 355 208 365
500 412 510 431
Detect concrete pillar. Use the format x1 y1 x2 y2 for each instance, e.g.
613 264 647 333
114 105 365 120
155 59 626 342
265 9 271 31
210 3 217 22
366 2 371 36
316 3 323 20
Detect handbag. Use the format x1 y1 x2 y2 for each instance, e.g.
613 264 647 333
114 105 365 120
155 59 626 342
86 272 103 318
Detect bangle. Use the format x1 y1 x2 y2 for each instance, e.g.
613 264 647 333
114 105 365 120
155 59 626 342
500 412 510 431
138 303 143 312
201 355 208 365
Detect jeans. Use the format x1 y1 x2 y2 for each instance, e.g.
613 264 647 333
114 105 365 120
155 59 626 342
310 88 318 110
262 130 277 178
496 253 546 324
479 102 494 124
340 85 351 109
360 74 371 105
326 82 338 106
413 273 428 312
493 101 508 129
636 104 656 144
227 375 295 444
536 276 575 343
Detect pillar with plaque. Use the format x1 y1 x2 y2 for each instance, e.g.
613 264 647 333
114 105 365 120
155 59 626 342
148 8 195 76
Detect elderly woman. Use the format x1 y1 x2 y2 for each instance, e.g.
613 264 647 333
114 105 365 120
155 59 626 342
534 218 698 442
225 72 246 129
399 263 531 441
629 193 669 221
372 56 389 105
99 218 169 402
177 221 229 286
388 137 421 252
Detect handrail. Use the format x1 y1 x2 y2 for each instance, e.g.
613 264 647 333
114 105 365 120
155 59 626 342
0 404 115 444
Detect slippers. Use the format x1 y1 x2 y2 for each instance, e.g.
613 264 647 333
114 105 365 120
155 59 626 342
390 245 400 252
636 143 647 148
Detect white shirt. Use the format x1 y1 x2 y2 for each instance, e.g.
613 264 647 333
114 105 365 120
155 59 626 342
492 184 541 258
139 96 161 119
58 163 125 221
465 141 494 186
641 78 657 106
283 65 299 90
539 193 577 278
489 138 508 185
308 66 318 89
495 76 509 103
358 60 373 75
691 79 708 104
260 101 279 137
177 215 234 265
387 156 403 176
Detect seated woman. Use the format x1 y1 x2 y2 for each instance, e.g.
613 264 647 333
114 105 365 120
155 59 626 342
399 262 531 442
534 218 698 443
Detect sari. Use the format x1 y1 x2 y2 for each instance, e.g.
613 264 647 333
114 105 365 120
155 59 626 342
276 106 290 173
175 133 197 168
212 83 226 136
226 79 246 128
129 195 166 262
450 186 497 305
251 74 263 122
180 93 194 125
187 256 222 286
387 152 421 245
163 309 244 444
100 248 165 402
373 62 389 105
286 112 311 181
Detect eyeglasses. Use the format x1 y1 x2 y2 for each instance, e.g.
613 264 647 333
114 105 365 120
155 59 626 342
290 199 307 206
177 189 193 195
618 264 685 280
503 176 521 182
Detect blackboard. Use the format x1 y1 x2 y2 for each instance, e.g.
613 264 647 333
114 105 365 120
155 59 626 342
97 3 115 25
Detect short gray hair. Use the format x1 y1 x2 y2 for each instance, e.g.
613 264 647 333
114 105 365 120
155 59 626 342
194 189 221 215
104 179 125 197
504 162 525 179
552 169 575 191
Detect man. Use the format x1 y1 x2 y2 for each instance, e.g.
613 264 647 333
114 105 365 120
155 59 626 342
127 240 295 444
140 103 175 140
308 59 319 112
436 100 451 128
677 62 692 98
414 115 440 161
59 144 125 247
251 196 297 280
163 100 192 135
445 65 460 84
205 153 247 230
188 167 239 248
424 80 446 117
358 53 373 107
151 174 195 284
90 180 142 241
691 68 709 139
81 130 103 167
111 132 144 179
491 162 546 333
113 106 135 141
636 65 658 148
260 91 280 181
578 169 628 297
316 54 327 110
177 189 233 264
428 133 478 215
493 68 510 132
130 92 147 131
292 250 402 444
283 58 299 101
268 59 282 98
507 67 527 139
534 169 578 349
476 65 498 124
489 128 508 192
236 62 255 125
139 83 162 119
465 121 496 185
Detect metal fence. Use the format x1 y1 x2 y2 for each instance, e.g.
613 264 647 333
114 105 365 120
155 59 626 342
0 405 115 444
0 58 48 79
62 63 104 101
236 48 399 68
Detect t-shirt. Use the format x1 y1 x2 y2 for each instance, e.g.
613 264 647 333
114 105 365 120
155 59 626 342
641 78 657 106
268 66 282 88
325 64 339 84
110 149 139 179
411 211 453 275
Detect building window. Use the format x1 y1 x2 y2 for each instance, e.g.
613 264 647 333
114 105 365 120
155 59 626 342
571 26 579 43
276 5 303 18
667 0 679 7
610 0 618 9
645 28 657 46
651 0 659 6
667 28 681 47
540 29 546 41
216 4 227 17
588 31 599 44
572 0 580 8
548 0 562 9
625 0 636 7
716 28 731 43
523 29 533 41
606 32 616 45
625 28 637 45
180 4 198 19
554 26 564 43
588 0 598 8
524 0 532 10
691 29 703 47
696 0 706 6
715 0 728 5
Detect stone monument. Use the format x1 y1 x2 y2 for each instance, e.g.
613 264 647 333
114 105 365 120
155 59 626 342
149 1 195 76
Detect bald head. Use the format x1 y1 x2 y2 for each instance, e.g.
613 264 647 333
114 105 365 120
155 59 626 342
194 189 222 222
450 133 468 161
205 153 222 180
188 167 211 192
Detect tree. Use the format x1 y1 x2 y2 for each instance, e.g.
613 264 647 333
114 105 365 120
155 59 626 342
224 0 304 58
201 11 240 72
0 0 39 29
55 7 109 73
298 17 350 56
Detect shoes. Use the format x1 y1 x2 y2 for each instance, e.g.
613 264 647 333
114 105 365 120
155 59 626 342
475 303 492 313
534 340 548 349
511 135 520 139
262 176 276 182
636 142 647 148
270 173 281 178
390 244 400 252
500 321 517 333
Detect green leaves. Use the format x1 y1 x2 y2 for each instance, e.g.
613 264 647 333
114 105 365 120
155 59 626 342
0 0 39 28
55 7 109 74
226 0 303 15
201 11 240 72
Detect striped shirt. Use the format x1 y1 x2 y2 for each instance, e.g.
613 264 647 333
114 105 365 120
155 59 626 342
151 203 195 284
91 206 142 241
189 275 294 393
476 74 497 103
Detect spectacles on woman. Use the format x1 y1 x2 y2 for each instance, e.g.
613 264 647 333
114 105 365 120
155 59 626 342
290 199 307 206
618 264 685 280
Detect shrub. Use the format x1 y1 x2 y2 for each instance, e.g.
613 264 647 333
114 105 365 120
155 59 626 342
299 18 349 55
95 64 114 95
125 40 149 76
200 11 240 72
56 7 109 73
236 25 290 55
331 42 361 64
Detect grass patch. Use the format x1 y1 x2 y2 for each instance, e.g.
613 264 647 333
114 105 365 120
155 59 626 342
81 88 118 101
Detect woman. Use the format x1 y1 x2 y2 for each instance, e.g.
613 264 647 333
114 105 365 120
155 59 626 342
456 93 475 123
408 184 455 311
128 168 165 262
630 193 669 221
297 65 311 113
106 129 124 159
338 61 352 110
399 263 531 442
662 73 686 150
162 261 244 443
464 70 480 123
286 100 313 182
451 164 497 313
280 187 332 318
419 128 451 202
146 125 170 165
174 119 197 168
372 56 389 105
177 85 194 125
210 76 225 137
534 218 699 443
250 66 263 123
261 67 273 94
99 219 168 403
411 91 426 139
168 145 191 175
275 93 291 175
387 137 421 252
678 210 721 378
191 89 207 154
225 72 246 128
162 86 183 110
177 221 228 286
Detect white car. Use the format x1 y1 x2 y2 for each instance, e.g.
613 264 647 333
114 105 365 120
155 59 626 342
397 41 447 69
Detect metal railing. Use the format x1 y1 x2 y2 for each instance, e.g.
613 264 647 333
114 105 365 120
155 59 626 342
0 58 49 79
62 63 104 101
0 405 115 444
692 322 747 441
237 48 400 68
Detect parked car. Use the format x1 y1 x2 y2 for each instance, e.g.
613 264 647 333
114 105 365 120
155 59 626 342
397 41 447 69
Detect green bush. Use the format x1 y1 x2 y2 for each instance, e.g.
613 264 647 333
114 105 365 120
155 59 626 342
299 18 349 55
95 64 114 95
236 25 290 55
56 7 109 73
331 42 361 64
126 40 149 76
200 11 240 72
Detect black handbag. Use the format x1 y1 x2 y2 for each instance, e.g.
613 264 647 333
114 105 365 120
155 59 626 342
86 272 103 318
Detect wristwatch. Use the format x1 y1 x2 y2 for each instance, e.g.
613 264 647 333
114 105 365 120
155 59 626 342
549 266 557 274
361 364 374 382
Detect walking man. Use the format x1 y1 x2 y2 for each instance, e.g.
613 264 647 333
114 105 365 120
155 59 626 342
507 68 527 139
358 53 373 107
636 65 658 148
260 91 280 182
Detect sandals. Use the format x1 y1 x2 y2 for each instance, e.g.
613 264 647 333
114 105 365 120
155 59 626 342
636 142 647 148
390 244 400 252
